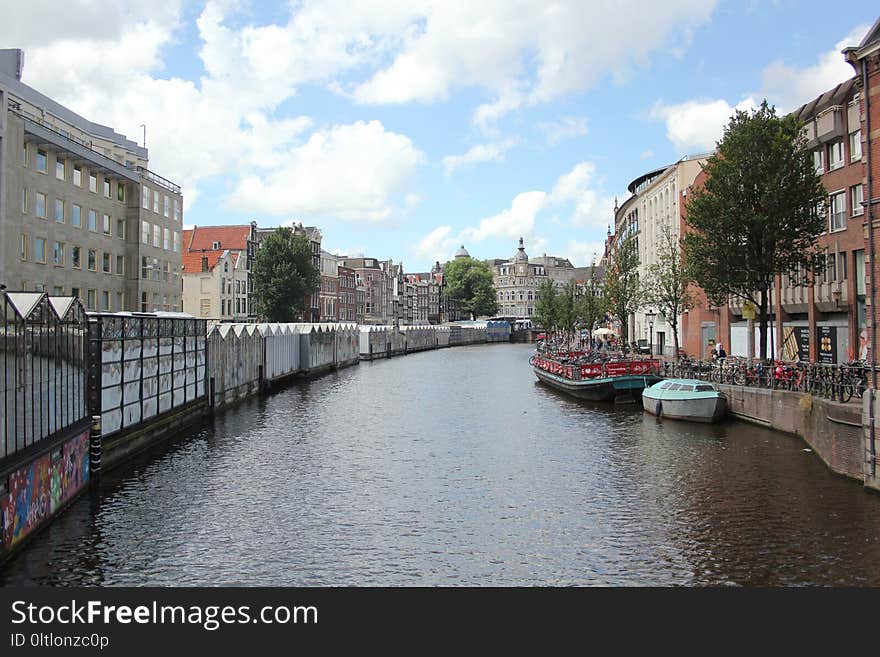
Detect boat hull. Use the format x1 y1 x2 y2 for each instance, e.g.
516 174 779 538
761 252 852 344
642 391 727 423
534 366 661 402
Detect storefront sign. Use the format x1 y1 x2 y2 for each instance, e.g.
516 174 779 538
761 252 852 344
816 326 837 364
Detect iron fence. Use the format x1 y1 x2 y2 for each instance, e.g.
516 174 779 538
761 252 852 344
88 313 207 437
663 358 869 404
1 291 88 466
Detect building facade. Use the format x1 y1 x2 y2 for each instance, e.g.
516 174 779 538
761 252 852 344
0 49 183 311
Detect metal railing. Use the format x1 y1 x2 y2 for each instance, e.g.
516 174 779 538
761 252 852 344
1 291 89 466
663 357 869 404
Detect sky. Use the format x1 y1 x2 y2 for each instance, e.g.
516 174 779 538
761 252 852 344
3 1 877 272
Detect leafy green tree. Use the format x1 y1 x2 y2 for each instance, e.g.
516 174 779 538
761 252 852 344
644 225 694 358
683 100 827 360
575 268 609 335
442 257 498 319
556 280 578 342
604 234 644 345
252 227 320 322
532 279 559 332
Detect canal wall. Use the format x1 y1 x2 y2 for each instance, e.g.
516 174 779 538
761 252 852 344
719 384 867 486
861 391 880 493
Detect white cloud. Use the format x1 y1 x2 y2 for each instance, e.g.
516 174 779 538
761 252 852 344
227 120 424 221
760 24 870 113
413 226 458 265
539 116 588 145
650 97 758 153
640 150 654 160
562 240 607 267
550 162 616 229
461 191 547 243
441 138 517 175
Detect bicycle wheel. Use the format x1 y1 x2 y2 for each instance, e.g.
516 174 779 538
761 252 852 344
839 380 853 403
733 370 746 386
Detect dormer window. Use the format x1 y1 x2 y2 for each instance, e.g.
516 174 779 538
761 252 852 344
212 241 220 249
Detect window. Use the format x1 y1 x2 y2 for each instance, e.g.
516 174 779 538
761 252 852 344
54 198 64 223
103 179 111 198
102 213 111 236
163 228 170 250
828 141 844 170
89 173 97 193
174 199 180 222
53 286 64 296
830 191 846 231
850 130 862 161
21 144 28 166
87 290 97 311
153 192 160 214
88 209 98 232
102 252 111 273
141 256 149 279
116 292 124 311
141 292 148 312
163 261 170 282
20 234 28 260
142 186 150 209
36 149 47 173
72 287 81 300
164 195 170 217
117 184 125 202
142 221 150 244
21 188 28 213
35 192 46 218
153 225 160 248
813 149 825 174
852 185 864 216
200 299 211 316
116 255 125 275
72 246 81 269
101 291 110 311
88 249 97 271
840 251 848 280
55 159 65 180
35 238 47 263
827 253 836 282
173 232 180 253
73 166 82 187
117 218 125 240
53 241 64 266
72 204 82 228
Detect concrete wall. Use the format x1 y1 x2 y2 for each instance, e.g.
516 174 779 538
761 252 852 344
719 383 865 484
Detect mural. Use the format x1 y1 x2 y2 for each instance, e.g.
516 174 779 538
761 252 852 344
1 430 89 551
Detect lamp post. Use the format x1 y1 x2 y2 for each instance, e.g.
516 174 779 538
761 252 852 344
645 309 656 357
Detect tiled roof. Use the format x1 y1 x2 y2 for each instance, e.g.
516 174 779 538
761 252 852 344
792 77 857 123
182 251 225 273
187 225 251 252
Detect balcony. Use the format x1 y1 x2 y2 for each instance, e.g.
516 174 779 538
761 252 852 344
815 106 845 144
814 280 848 313
781 280 810 314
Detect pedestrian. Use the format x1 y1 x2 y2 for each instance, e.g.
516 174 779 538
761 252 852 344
715 342 726 362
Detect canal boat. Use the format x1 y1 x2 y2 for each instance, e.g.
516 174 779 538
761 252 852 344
529 352 663 403
641 378 727 423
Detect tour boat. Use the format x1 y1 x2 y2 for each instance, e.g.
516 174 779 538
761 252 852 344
530 352 663 403
641 378 727 423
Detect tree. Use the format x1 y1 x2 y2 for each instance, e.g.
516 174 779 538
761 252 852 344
575 268 609 335
532 279 558 332
556 280 578 343
442 257 498 319
604 234 644 345
683 100 827 360
252 227 320 322
644 225 694 359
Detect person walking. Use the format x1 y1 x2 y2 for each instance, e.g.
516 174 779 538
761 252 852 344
715 343 727 362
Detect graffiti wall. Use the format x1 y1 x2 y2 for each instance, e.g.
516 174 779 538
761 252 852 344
1 429 90 551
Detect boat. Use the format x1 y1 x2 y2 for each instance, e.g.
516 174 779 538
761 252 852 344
641 378 727 423
530 352 663 403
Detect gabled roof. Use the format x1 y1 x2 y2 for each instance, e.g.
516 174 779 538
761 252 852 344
186 225 251 252
182 251 226 273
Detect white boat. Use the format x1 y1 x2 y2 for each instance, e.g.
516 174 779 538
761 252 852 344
642 378 727 423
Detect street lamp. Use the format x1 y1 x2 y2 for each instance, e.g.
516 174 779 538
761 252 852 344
645 309 656 356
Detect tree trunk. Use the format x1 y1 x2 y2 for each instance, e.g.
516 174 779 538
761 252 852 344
759 288 769 362
672 319 679 361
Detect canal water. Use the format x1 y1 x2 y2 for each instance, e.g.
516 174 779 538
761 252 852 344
3 343 880 586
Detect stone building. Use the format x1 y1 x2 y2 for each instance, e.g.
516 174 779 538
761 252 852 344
0 48 183 312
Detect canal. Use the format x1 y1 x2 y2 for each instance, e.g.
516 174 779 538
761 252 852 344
2 343 880 586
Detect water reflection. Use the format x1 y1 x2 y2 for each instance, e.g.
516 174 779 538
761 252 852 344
2 344 879 586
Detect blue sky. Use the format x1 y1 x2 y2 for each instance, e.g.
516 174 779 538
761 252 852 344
5 1 877 271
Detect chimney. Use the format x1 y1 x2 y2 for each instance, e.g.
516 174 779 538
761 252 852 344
201 256 209 272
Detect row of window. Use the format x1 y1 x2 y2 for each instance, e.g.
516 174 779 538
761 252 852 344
23 144 127 201
141 185 180 222
827 184 865 232
21 189 127 237
813 130 861 174
140 221 181 252
20 235 127 274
